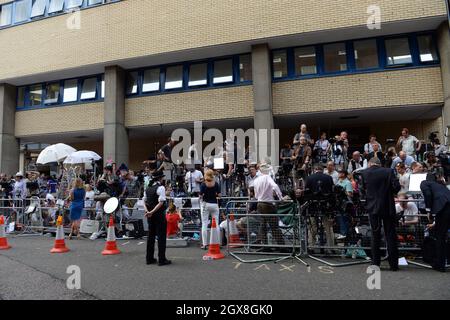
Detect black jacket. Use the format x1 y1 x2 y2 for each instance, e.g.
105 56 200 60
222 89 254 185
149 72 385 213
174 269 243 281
420 178 450 215
305 172 334 195
361 166 400 217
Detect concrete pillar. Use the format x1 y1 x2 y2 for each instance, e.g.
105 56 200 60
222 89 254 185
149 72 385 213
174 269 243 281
437 23 450 139
103 66 129 166
0 84 19 174
251 44 275 162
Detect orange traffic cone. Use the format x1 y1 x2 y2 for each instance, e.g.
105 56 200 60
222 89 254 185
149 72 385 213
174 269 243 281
50 215 69 253
203 218 225 260
228 213 243 248
102 216 121 255
0 215 11 250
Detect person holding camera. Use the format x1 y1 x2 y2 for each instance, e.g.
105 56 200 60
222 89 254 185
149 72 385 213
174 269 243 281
291 136 312 181
361 157 401 271
397 128 421 160
420 173 450 272
313 132 330 165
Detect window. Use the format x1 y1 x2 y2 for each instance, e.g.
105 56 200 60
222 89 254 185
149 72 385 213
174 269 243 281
17 87 26 107
385 38 412 66
101 76 105 98
48 0 64 13
294 46 317 76
0 4 13 27
29 84 42 106
80 77 97 100
418 35 438 63
66 0 83 9
87 0 103 5
213 59 233 84
273 50 288 78
142 69 160 92
44 82 60 104
63 79 78 102
126 71 138 95
239 54 252 82
188 63 207 87
323 43 347 73
354 39 379 70
165 65 183 90
31 0 47 18
14 0 31 23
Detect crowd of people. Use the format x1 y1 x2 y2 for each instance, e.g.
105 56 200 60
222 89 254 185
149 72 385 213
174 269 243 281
0 124 448 270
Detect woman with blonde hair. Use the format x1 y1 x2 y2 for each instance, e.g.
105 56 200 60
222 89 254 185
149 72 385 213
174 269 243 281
68 178 86 239
199 169 221 249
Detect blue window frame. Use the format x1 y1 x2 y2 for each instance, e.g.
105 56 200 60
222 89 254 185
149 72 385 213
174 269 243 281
16 74 104 109
272 31 440 82
125 53 251 98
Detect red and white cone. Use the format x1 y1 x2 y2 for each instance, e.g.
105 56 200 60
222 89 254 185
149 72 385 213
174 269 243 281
203 218 225 260
50 215 69 253
0 215 11 250
102 216 121 255
228 213 243 248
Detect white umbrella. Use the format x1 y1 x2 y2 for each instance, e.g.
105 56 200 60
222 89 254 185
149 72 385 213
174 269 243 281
63 150 101 164
36 143 77 165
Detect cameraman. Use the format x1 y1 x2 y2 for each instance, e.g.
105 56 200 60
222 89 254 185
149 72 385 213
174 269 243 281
329 135 346 169
304 164 335 249
420 173 450 272
291 136 312 181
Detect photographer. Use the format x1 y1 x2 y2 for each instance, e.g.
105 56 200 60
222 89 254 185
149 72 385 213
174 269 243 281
279 143 293 176
304 164 335 249
420 173 450 272
335 169 353 240
347 151 367 174
329 135 346 169
364 134 382 158
291 136 312 181
313 132 330 165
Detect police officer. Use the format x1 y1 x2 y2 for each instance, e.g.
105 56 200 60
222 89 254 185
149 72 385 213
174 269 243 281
144 170 171 266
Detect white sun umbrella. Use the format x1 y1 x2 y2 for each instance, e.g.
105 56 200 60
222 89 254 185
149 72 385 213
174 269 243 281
63 150 102 164
36 143 77 165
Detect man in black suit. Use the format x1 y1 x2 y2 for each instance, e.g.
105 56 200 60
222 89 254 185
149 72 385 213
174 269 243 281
304 164 334 195
361 157 401 270
420 174 450 272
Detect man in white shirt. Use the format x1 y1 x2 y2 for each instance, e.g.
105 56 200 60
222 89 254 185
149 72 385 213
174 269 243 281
185 167 203 195
397 128 421 159
324 161 339 185
395 194 419 231
253 163 285 249
347 151 368 174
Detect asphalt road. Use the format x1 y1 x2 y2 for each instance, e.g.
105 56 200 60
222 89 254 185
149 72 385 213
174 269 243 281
0 235 448 300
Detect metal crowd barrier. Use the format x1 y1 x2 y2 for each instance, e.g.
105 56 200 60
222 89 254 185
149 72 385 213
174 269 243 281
225 199 309 266
304 198 443 268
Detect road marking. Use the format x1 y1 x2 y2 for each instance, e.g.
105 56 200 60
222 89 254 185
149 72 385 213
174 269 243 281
254 264 270 271
121 242 130 246
137 242 145 246
280 264 295 272
233 262 242 270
